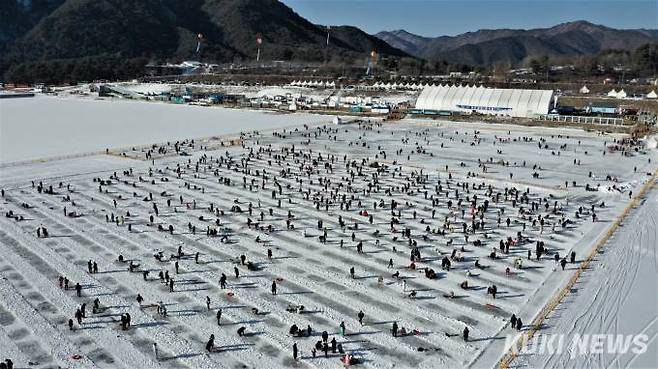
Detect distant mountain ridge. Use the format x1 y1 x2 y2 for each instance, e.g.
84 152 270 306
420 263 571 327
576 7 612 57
1 1 656 83
0 0 410 82
376 21 658 66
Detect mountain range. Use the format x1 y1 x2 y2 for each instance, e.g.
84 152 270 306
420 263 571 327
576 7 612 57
376 21 658 66
0 0 409 82
1 0 656 83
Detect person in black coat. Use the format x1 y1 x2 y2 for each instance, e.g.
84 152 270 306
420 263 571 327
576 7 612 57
206 334 215 352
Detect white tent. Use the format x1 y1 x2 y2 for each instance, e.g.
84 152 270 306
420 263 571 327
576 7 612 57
607 89 618 98
415 84 553 118
580 85 590 94
616 89 627 99
647 90 657 99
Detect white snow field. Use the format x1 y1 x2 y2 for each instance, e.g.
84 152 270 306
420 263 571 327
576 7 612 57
510 186 658 369
0 96 333 164
0 106 656 369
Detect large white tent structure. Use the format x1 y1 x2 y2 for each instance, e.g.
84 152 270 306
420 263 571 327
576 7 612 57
415 85 554 118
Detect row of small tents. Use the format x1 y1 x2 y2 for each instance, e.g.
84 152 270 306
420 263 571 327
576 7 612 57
580 85 657 99
289 80 430 90
289 80 336 88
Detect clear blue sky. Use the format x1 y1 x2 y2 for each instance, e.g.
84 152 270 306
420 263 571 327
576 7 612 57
281 0 657 37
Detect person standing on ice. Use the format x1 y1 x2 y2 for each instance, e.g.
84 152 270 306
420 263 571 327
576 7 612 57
206 296 211 310
271 280 277 295
216 308 222 325
463 326 469 341
153 343 158 360
357 310 365 325
219 273 227 289
292 342 298 361
206 334 215 352
234 266 240 279
339 321 346 336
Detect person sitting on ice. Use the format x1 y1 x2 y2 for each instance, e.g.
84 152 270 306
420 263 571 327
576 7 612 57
128 261 140 272
514 258 523 269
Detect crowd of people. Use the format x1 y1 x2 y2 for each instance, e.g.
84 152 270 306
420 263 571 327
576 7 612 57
0 120 651 367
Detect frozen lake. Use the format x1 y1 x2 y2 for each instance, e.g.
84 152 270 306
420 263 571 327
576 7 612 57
0 96 332 164
0 118 655 369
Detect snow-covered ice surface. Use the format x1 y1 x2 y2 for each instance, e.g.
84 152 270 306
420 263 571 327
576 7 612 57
510 186 658 369
0 96 332 164
0 113 656 369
